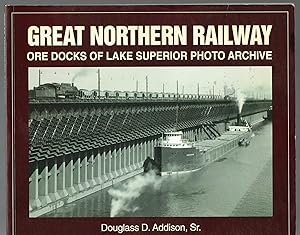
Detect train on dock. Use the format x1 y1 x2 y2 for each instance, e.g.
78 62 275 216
29 82 223 101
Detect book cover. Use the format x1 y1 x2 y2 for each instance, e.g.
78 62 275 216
5 4 295 235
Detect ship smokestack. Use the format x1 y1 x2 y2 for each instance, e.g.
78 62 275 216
72 82 74 87
237 113 241 126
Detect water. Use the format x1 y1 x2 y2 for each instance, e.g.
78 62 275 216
46 121 272 217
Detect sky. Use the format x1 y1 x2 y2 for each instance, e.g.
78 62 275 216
28 66 272 99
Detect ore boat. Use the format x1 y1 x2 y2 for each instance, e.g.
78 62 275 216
143 115 252 176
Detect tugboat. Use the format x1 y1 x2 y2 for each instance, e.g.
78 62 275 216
144 113 252 176
263 106 272 121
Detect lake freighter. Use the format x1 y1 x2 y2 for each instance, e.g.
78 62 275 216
144 115 252 176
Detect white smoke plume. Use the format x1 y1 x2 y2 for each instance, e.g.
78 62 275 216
236 90 246 114
108 171 162 217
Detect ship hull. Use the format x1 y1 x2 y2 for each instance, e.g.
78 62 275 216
154 147 202 176
154 131 251 176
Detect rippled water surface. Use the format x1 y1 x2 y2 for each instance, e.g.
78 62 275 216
47 121 272 217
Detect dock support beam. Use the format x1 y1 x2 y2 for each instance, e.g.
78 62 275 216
48 158 61 202
38 159 52 206
29 161 42 210
87 151 97 187
57 156 68 198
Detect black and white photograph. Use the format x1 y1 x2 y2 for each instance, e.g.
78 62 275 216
28 66 272 218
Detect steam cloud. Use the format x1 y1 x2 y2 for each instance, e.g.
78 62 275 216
236 90 246 113
71 68 93 83
108 171 162 217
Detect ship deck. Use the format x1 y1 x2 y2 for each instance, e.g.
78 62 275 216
192 131 248 151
